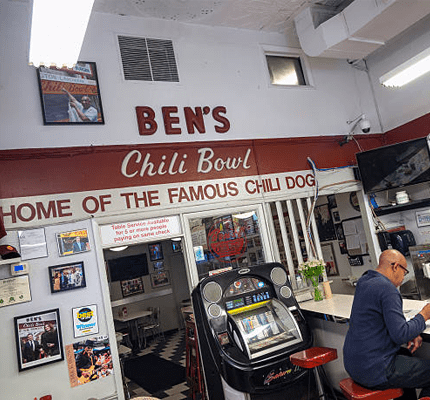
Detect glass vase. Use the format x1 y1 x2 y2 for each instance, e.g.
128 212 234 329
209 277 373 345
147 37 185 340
310 276 323 301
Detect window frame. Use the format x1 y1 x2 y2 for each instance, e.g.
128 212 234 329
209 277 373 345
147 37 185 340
261 45 314 89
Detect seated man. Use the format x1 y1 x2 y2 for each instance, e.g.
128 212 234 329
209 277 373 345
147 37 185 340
344 249 430 400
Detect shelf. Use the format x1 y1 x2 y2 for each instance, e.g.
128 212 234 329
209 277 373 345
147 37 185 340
374 198 430 216
0 257 21 266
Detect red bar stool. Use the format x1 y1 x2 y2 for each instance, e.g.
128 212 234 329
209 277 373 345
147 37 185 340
339 377 403 400
290 347 338 399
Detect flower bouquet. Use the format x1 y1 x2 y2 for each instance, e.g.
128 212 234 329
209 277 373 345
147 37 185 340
298 259 326 301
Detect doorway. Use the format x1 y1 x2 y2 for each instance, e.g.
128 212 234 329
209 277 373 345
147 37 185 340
104 238 191 399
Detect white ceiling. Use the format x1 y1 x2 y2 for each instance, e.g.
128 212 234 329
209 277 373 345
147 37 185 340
92 0 325 35
91 0 430 60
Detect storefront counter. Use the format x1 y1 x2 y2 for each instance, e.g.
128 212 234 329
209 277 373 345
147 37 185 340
300 294 430 337
299 294 430 390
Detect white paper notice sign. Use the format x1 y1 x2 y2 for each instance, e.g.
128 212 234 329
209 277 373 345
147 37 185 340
72 304 99 337
0 276 31 308
100 215 182 246
18 228 48 260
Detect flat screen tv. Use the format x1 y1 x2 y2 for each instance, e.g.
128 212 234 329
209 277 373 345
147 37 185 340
108 253 149 282
356 137 430 194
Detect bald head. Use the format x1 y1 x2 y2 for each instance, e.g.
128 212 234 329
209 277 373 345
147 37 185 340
377 249 408 287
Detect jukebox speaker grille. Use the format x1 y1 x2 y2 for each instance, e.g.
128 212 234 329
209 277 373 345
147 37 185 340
280 285 292 299
271 267 287 286
208 303 222 318
203 281 223 303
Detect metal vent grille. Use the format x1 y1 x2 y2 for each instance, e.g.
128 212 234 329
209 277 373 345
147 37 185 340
118 36 179 82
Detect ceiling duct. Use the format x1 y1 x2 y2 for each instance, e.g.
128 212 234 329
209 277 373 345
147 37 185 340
294 0 430 59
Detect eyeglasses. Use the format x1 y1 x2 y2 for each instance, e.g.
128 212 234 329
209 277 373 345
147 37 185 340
391 262 409 276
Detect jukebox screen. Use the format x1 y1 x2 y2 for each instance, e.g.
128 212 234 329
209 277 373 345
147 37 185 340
233 302 302 358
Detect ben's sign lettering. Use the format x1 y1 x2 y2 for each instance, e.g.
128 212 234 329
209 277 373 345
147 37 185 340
135 106 230 135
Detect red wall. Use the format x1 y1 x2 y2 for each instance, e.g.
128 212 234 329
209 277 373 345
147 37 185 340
1 109 429 201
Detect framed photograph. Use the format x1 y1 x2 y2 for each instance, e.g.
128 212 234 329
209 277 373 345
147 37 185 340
153 261 164 271
332 211 341 223
14 308 64 371
171 240 182 253
327 194 337 209
57 229 90 257
120 277 144 297
315 204 337 242
48 261 86 293
36 62 104 125
335 223 345 241
150 271 170 288
348 255 364 266
321 243 339 276
149 243 163 261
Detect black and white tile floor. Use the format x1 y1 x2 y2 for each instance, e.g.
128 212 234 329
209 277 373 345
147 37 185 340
125 330 191 400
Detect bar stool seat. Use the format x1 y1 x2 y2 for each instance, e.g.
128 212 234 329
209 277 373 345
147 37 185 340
339 378 403 400
290 347 338 400
290 347 338 368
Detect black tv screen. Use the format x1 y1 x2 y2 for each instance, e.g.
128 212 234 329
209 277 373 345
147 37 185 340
108 254 149 282
356 137 430 194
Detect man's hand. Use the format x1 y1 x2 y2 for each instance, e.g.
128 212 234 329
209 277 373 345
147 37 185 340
407 335 423 353
419 303 430 320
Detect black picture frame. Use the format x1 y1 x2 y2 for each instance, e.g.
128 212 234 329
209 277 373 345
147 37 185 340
150 271 170 288
36 61 105 125
14 308 64 371
315 204 337 242
48 261 86 293
171 240 182 253
120 277 144 297
149 243 163 261
153 261 164 271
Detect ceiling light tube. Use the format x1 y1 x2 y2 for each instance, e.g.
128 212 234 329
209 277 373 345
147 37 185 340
29 0 95 68
109 246 129 252
380 46 430 88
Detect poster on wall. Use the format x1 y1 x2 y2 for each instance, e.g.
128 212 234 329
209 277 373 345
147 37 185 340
66 336 112 387
321 243 339 276
14 308 64 371
72 305 99 338
56 229 90 256
36 62 105 125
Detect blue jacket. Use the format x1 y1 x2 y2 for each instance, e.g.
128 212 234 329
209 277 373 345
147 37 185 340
343 269 425 387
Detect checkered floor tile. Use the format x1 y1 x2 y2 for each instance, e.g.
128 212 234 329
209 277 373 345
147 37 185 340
125 330 191 400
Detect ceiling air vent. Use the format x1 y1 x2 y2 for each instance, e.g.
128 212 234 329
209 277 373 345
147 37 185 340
118 36 179 82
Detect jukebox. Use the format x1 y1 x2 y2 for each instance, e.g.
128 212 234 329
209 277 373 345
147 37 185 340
191 262 316 400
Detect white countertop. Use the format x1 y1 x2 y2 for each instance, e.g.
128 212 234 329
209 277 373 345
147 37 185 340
299 294 430 334
114 309 152 322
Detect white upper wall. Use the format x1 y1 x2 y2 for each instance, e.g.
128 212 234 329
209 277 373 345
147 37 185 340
0 0 379 150
366 13 430 133
3 1 430 150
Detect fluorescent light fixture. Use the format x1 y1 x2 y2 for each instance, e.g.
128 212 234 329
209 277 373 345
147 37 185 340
29 0 95 68
233 212 256 219
109 246 129 252
380 47 430 88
